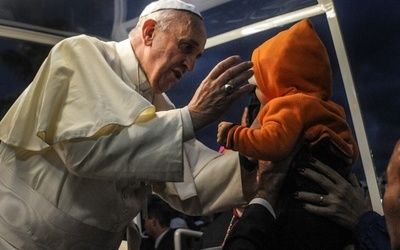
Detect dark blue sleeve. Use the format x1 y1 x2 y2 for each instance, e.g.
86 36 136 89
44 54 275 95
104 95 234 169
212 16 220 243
352 211 390 250
223 204 278 250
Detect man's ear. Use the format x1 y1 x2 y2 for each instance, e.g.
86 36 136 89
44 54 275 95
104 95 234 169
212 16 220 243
142 19 157 46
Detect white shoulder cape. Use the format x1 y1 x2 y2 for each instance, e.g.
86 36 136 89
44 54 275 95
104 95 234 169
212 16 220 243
0 35 155 151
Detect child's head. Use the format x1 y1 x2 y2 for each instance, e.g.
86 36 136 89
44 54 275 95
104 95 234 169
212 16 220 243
251 19 333 102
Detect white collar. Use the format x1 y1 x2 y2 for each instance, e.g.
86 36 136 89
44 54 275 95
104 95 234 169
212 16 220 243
116 38 152 95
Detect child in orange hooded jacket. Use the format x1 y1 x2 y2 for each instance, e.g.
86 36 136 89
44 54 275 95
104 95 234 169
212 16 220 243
217 19 358 166
217 18 360 250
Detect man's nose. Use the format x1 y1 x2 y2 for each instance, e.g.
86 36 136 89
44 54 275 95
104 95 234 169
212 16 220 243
184 55 196 72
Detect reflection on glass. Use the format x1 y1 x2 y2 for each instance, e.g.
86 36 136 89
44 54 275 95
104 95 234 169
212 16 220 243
201 0 317 37
0 0 114 38
0 0 319 41
0 37 51 118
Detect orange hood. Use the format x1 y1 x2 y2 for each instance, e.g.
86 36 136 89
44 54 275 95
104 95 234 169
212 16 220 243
252 19 332 101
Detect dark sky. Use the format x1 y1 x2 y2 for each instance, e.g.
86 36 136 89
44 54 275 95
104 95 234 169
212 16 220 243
324 0 400 177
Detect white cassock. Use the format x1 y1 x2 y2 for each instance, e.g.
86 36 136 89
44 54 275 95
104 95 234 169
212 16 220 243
0 35 247 250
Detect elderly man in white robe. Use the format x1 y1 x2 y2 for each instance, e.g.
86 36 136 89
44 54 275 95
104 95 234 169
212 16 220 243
0 0 259 249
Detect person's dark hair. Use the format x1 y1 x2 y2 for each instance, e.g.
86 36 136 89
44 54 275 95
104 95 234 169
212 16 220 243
147 199 174 228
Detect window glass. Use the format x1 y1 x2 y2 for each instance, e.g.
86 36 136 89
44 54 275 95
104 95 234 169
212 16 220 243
0 37 51 117
0 0 114 38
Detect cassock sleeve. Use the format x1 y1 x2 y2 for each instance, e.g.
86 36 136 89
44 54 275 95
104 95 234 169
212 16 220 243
53 108 187 182
153 140 248 215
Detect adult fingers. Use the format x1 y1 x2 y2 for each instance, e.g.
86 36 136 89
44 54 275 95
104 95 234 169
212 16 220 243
347 173 367 198
297 166 336 193
296 191 335 218
228 82 255 100
347 172 362 188
205 55 241 79
188 56 253 132
206 55 253 87
296 191 329 206
302 203 333 217
206 55 254 98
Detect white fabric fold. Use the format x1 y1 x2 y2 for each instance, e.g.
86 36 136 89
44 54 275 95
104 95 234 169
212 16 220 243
0 36 154 151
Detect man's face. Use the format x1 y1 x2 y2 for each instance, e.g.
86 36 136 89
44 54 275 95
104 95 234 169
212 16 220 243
143 217 157 239
143 14 206 93
383 140 400 249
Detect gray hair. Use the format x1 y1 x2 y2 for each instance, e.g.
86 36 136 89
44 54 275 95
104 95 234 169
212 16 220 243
129 9 194 38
